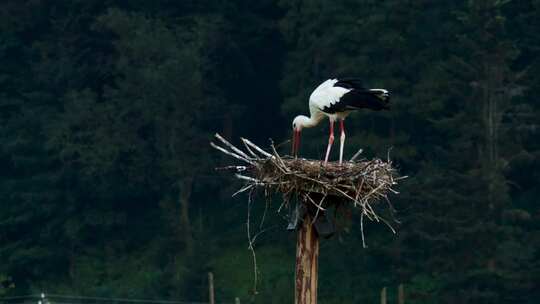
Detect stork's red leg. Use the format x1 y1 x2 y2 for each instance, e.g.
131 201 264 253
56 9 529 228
292 131 296 157
296 130 300 157
339 120 345 165
324 120 335 165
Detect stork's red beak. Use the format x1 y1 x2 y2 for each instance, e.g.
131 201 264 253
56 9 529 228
292 130 301 157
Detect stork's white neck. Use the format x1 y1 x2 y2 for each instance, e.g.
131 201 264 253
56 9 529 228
293 112 324 130
297 115 317 128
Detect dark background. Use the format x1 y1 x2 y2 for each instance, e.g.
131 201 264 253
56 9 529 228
1 0 539 303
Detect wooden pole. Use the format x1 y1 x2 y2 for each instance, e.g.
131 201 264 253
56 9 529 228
398 284 404 304
208 272 215 304
295 214 319 304
380 287 387 304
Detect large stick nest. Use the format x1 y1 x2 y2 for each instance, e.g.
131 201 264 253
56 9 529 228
211 133 405 227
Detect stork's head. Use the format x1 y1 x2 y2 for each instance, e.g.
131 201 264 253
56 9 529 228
369 89 391 109
291 115 309 157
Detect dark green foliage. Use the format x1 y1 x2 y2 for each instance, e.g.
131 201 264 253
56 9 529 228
0 0 539 303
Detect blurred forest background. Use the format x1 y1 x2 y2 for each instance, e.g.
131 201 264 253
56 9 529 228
1 0 539 303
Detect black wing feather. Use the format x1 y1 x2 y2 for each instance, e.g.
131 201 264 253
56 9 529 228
322 90 389 114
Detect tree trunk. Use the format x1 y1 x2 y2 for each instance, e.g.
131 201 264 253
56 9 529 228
295 214 319 304
179 177 193 254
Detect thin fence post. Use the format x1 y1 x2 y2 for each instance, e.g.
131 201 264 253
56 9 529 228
380 287 387 304
208 272 215 304
398 284 404 304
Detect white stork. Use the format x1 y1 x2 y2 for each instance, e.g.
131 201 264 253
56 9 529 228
291 78 390 165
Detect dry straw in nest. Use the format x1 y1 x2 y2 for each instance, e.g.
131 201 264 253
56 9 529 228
211 133 405 240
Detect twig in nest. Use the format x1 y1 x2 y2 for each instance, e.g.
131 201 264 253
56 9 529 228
246 189 259 295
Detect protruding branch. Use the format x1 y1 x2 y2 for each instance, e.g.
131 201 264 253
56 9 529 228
241 137 273 158
215 133 253 160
